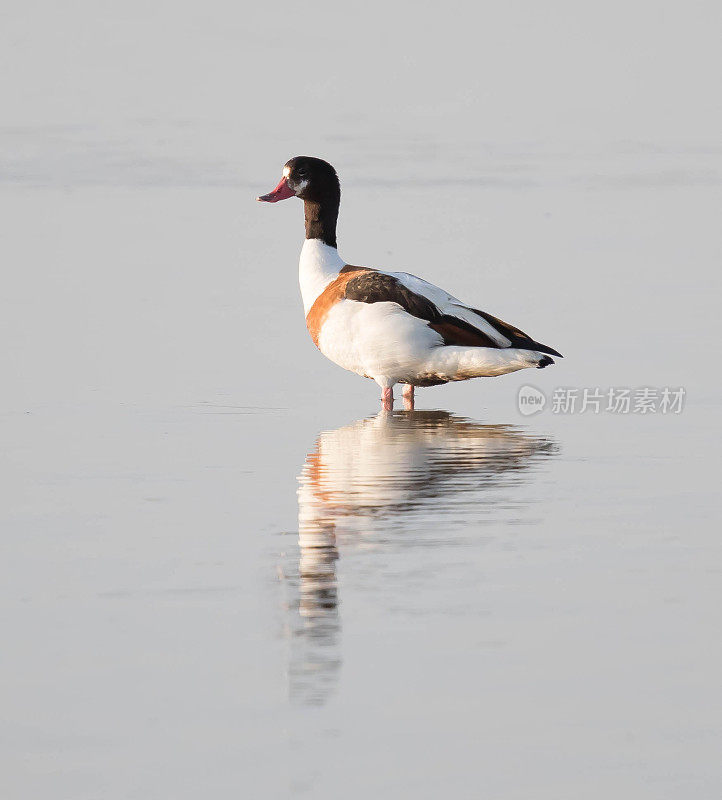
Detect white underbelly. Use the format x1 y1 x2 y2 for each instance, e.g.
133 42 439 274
317 300 441 386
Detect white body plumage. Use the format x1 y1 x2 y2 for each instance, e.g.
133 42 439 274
299 239 553 389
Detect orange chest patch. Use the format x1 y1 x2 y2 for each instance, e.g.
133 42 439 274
305 266 371 347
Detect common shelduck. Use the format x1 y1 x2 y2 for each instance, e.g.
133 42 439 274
258 156 562 410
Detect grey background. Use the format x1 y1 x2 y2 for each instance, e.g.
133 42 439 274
2 2 721 798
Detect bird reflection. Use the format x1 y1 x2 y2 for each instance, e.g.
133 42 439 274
282 410 556 706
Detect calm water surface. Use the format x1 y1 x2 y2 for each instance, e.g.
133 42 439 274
2 6 721 793
2 155 720 799
286 412 557 706
2 154 720 799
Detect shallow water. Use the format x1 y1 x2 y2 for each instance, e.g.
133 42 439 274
3 3 722 798
289 412 557 706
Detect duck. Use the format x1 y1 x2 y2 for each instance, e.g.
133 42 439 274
257 156 562 410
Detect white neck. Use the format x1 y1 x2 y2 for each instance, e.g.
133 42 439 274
299 239 345 314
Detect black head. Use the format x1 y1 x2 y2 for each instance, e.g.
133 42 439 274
257 156 340 204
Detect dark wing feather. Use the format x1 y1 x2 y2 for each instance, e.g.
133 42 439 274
343 272 503 349
344 271 441 322
470 308 563 358
428 317 502 348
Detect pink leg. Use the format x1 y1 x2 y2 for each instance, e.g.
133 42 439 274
381 387 394 410
402 384 415 411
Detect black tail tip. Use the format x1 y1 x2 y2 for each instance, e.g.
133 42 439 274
536 355 555 369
